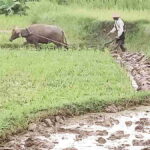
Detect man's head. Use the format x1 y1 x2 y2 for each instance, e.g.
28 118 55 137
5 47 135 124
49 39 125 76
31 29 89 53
112 14 120 20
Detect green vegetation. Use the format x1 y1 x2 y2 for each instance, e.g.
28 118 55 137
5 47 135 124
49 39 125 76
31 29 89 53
52 0 150 10
0 0 150 140
0 0 150 52
0 0 29 15
0 50 139 137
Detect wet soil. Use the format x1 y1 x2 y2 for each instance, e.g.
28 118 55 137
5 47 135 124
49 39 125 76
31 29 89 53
111 50 150 91
1 106 150 150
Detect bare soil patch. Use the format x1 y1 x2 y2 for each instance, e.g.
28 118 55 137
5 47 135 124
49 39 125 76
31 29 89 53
111 50 150 91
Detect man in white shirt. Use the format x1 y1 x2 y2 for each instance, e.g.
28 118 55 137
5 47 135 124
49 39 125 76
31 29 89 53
108 14 126 52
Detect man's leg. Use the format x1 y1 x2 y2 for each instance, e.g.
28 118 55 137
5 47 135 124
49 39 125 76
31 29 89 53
112 39 121 51
119 32 126 52
120 44 126 52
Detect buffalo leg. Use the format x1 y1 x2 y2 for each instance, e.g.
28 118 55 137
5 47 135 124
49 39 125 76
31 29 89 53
23 42 29 48
56 43 68 50
56 44 62 49
64 44 68 50
34 42 41 50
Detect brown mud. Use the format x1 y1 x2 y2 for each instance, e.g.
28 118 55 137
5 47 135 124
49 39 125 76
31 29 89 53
1 106 150 150
111 50 150 91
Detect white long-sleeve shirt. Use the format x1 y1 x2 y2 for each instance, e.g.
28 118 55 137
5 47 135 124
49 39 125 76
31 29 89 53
110 18 125 37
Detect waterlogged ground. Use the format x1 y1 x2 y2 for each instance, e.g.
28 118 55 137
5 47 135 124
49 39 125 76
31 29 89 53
1 106 150 150
112 50 150 91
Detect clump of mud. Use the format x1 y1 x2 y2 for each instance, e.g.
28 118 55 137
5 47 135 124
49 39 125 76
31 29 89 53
111 51 150 91
1 106 150 150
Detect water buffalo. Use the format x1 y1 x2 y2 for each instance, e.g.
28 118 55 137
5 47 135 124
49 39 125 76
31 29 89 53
9 24 68 49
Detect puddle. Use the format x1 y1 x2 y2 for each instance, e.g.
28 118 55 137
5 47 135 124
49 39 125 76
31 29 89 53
1 106 150 150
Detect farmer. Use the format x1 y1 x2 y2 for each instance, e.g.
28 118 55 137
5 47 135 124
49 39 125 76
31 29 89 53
107 14 126 52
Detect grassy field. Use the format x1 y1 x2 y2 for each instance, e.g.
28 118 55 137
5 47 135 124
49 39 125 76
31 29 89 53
51 0 150 10
0 49 142 138
0 0 150 139
0 0 150 52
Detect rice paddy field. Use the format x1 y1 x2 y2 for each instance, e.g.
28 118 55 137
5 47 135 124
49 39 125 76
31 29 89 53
0 0 150 140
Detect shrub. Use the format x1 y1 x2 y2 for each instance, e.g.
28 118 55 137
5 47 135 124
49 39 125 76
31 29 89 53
0 0 39 15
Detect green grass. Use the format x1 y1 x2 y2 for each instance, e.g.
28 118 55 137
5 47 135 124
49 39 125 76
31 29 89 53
0 0 150 140
51 0 150 10
0 49 139 137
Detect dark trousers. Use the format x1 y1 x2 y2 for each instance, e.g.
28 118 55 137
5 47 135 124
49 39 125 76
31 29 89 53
115 32 126 52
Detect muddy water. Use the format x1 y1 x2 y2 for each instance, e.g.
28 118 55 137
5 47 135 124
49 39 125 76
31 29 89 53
1 106 150 150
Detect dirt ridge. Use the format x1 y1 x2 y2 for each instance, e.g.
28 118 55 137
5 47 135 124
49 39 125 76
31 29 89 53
111 50 150 91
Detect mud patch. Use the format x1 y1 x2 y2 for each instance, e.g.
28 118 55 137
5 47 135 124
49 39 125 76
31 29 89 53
111 51 150 91
1 106 150 150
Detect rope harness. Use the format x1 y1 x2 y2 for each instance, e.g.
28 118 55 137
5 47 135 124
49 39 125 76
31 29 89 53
0 29 113 50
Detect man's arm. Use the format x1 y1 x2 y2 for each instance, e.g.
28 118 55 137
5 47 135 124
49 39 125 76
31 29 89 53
107 25 116 36
110 25 116 33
